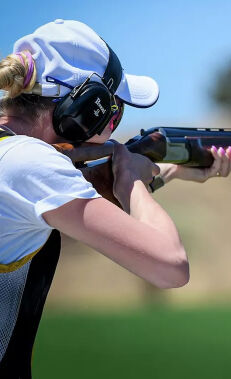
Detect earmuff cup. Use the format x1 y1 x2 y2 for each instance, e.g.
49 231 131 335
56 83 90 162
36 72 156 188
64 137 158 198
52 43 123 143
53 81 113 142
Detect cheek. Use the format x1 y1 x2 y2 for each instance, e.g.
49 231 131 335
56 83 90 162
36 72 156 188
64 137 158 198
87 123 112 144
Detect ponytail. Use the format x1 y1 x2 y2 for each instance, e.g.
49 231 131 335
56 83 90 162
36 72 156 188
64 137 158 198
0 51 36 98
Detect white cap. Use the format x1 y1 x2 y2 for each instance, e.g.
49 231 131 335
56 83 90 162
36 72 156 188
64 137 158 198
13 19 159 108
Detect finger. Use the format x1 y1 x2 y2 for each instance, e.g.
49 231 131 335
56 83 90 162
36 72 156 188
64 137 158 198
208 146 222 177
218 147 230 177
226 146 231 156
152 163 160 177
226 146 231 160
111 143 120 162
224 146 231 177
112 142 125 157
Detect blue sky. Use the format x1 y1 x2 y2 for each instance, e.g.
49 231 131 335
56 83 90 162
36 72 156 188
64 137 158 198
1 0 231 137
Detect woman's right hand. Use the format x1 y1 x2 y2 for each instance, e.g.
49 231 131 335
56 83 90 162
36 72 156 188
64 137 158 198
111 143 160 200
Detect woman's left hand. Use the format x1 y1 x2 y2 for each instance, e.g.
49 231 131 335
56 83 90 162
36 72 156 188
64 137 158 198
158 146 231 184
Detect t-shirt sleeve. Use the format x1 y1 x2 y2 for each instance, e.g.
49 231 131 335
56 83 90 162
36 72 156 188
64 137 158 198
3 137 101 229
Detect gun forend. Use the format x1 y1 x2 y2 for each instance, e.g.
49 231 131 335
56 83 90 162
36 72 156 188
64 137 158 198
126 126 231 167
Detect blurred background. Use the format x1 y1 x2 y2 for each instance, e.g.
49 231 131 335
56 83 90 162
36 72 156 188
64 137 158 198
2 0 231 378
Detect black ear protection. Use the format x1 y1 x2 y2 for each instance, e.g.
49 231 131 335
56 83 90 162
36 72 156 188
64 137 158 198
48 43 123 143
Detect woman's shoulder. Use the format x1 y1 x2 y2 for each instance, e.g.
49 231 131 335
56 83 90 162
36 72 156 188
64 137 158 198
0 134 54 153
0 134 54 149
0 134 76 181
0 134 69 160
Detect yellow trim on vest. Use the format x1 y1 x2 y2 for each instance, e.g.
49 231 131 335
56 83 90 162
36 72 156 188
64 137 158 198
0 245 43 273
0 136 11 142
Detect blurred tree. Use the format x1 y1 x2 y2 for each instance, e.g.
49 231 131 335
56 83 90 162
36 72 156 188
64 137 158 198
211 60 231 112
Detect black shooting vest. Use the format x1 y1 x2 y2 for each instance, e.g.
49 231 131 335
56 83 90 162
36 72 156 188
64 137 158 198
0 128 61 379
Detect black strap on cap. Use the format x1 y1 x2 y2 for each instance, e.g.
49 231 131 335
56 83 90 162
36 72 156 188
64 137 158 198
102 43 123 95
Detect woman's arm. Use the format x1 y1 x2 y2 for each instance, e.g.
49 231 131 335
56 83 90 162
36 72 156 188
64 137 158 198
43 145 189 289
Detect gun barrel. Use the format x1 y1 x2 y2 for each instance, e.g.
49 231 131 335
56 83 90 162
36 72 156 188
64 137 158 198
142 126 231 138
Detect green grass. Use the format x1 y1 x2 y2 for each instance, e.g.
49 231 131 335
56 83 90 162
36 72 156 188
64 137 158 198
32 305 231 379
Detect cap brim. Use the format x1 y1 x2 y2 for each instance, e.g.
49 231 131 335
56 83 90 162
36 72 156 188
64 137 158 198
115 72 159 108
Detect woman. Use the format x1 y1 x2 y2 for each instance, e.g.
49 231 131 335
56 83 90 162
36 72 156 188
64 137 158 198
0 19 229 378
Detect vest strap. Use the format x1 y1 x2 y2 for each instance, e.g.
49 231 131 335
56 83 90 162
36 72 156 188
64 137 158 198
0 127 15 139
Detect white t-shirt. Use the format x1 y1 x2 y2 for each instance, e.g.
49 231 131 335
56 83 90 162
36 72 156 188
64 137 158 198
0 135 101 266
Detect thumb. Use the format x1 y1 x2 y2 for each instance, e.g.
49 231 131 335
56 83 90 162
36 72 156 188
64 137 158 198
152 163 160 177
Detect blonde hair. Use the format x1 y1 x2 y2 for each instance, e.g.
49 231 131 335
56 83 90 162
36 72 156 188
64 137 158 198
0 51 37 98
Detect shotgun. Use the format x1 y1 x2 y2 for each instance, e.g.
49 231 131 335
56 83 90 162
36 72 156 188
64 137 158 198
53 126 231 205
